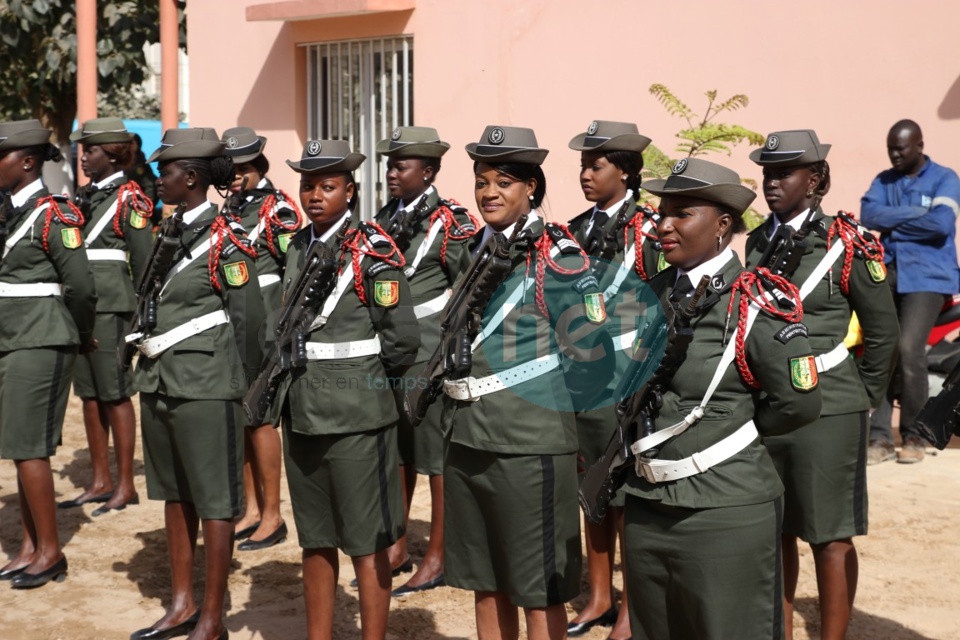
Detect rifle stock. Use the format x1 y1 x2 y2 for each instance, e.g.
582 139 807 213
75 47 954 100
383 193 432 253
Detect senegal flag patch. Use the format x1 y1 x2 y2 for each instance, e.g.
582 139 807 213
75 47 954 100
374 281 399 307
789 355 819 392
223 261 249 287
584 292 607 324
278 233 294 253
866 260 886 283
130 210 150 229
61 227 82 249
657 252 668 272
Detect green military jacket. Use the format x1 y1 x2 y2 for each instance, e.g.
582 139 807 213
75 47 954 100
444 217 614 455
623 255 823 509
133 203 265 400
277 216 420 436
0 184 97 350
745 209 899 413
81 174 154 313
233 178 301 310
568 200 664 285
374 187 475 362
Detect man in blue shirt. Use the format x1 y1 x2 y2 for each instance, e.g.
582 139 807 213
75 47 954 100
862 119 960 464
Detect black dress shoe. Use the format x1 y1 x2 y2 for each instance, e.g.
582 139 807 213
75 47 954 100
92 496 140 517
129 611 200 640
237 522 287 551
10 556 68 589
234 521 260 541
0 565 27 581
391 573 445 597
567 607 618 637
349 558 413 588
57 491 113 509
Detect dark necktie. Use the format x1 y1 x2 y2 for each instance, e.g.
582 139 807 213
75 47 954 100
669 274 694 302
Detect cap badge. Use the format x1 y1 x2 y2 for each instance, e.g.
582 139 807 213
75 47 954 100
766 135 779 150
226 137 239 149
672 158 688 174
391 127 402 141
587 121 599 135
306 141 322 156
488 127 505 145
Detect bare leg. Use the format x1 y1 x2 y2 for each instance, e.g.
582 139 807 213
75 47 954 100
401 474 445 587
2 476 37 572
303 548 339 640
187 519 234 640
524 604 568 640
812 539 858 640
235 430 261 534
570 512 616 623
353 549 392 640
77 398 114 499
782 534 800 640
609 507 632 639
245 424 284 541
147 501 199 631
100 398 139 509
16 458 64 573
475 591 520 640
386 464 415 569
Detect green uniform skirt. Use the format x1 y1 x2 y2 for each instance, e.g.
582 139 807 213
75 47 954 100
140 393 244 519
283 423 404 556
396 383 446 476
72 312 134 401
575 404 625 508
764 411 868 543
0 347 76 460
444 442 582 608
624 495 783 640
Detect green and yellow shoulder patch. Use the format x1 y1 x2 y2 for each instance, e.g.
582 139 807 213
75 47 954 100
866 259 886 283
223 261 249 287
61 227 82 249
657 252 668 272
583 292 607 324
278 233 295 254
374 280 399 307
130 210 150 229
789 355 819 392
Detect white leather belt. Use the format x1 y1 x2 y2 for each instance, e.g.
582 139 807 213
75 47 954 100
815 342 849 373
134 310 229 358
304 336 381 360
413 290 451 319
0 282 62 297
443 353 561 401
258 273 281 288
86 249 127 262
635 420 758 484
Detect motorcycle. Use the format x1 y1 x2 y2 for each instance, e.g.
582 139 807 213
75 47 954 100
927 294 960 395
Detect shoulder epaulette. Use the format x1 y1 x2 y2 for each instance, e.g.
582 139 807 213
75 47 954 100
545 222 584 256
359 221 396 249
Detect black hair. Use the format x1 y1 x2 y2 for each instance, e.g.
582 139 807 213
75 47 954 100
173 155 235 191
807 160 831 204
422 157 442 181
473 161 547 208
21 143 63 164
718 204 748 235
345 171 359 212
604 150 644 197
250 153 270 176
99 141 134 167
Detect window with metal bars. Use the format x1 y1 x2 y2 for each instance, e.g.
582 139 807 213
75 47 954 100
304 37 414 217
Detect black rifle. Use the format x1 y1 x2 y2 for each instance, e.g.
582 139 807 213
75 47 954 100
382 193 432 253
118 202 188 370
402 214 527 426
916 360 960 450
578 275 709 525
0 192 10 267
221 176 249 220
243 240 339 425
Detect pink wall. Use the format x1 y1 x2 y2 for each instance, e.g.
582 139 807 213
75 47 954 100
190 0 960 230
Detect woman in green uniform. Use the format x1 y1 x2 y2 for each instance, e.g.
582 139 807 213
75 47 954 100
374 126 477 595
623 157 823 639
128 128 265 640
441 125 610 640
565 119 657 640
276 139 419 640
58 118 153 517
745 130 898 640
220 126 302 551
0 120 96 588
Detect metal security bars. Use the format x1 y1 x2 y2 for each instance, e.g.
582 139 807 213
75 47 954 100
305 37 414 216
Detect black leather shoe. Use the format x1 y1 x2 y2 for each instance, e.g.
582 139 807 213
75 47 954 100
58 491 113 509
129 611 200 640
567 607 618 637
391 573 445 597
237 522 287 551
350 558 413 588
92 496 140 517
234 521 260 541
0 565 27 581
10 556 68 589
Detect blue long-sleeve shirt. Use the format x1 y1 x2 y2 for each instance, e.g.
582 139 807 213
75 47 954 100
861 156 960 295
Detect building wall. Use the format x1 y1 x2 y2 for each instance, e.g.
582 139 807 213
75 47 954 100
189 0 960 227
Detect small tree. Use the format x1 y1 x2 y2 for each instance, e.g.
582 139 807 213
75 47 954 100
642 84 766 229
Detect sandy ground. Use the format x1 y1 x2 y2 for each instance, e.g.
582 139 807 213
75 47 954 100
1 394 959 640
